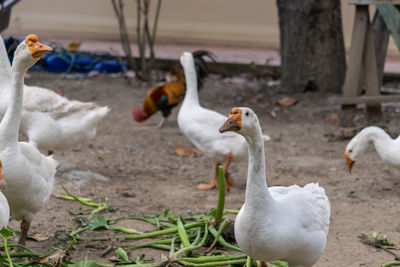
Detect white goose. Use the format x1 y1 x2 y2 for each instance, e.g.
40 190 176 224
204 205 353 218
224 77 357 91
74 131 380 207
219 107 330 267
177 52 269 191
0 34 110 153
0 35 58 245
0 160 10 229
344 126 400 172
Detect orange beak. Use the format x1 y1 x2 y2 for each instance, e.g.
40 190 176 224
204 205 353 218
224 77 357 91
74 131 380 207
0 160 6 190
31 42 53 58
25 34 53 58
344 152 355 173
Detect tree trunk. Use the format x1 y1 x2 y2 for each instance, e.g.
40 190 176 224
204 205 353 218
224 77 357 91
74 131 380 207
277 0 346 93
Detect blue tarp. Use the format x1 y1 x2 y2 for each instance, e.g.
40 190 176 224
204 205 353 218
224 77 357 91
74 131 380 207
4 36 127 74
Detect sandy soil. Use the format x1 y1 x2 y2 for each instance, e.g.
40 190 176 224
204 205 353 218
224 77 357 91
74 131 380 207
6 71 400 266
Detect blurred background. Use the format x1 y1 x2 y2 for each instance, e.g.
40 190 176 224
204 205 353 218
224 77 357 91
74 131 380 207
3 0 399 54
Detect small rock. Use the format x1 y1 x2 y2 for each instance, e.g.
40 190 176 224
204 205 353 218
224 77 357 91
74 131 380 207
121 192 136 198
125 145 136 152
195 192 206 198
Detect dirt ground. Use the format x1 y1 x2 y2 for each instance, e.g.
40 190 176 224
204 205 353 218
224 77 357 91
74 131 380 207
7 70 400 266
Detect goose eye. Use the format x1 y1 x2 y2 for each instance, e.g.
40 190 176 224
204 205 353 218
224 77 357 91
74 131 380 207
245 112 249 116
349 149 352 153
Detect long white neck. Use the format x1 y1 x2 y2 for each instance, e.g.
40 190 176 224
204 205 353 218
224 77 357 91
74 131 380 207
0 35 12 86
181 63 200 109
366 127 396 160
0 61 26 147
243 125 274 209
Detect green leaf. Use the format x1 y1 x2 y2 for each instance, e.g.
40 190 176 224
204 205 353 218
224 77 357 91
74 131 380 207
88 216 109 231
116 247 129 262
269 260 289 267
0 227 13 239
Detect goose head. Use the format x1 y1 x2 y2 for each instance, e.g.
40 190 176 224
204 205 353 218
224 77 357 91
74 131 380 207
0 160 6 190
344 133 370 172
219 107 260 137
13 34 52 70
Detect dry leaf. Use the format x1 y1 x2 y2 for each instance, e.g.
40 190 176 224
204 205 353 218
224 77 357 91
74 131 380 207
30 233 50 242
325 113 340 125
110 256 122 262
276 97 298 107
116 186 133 192
67 42 81 51
39 250 67 264
175 145 202 157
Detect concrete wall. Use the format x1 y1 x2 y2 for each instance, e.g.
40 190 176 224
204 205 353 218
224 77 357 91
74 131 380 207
2 0 398 53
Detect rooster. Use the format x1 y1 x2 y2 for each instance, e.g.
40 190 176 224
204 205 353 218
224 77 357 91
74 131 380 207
133 50 216 128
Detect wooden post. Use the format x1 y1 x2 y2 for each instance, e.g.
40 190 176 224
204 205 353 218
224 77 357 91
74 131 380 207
340 5 369 126
363 9 382 123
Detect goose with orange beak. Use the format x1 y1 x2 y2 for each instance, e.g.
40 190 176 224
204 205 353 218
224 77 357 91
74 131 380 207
219 107 330 267
0 35 58 246
344 126 400 173
0 34 109 154
177 52 270 191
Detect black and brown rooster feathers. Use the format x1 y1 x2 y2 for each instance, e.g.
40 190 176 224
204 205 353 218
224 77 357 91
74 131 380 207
133 50 216 128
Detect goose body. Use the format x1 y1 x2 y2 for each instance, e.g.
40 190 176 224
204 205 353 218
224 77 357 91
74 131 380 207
178 52 269 190
0 192 8 229
0 34 110 152
219 107 330 267
344 126 400 172
0 160 9 229
0 35 58 244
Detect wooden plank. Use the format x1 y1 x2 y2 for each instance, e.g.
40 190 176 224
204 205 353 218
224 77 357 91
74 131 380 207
342 5 369 98
348 0 400 5
376 4 400 51
334 94 400 105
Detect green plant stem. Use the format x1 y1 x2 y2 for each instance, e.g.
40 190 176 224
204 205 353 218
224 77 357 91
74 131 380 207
55 195 93 203
149 244 171 251
191 228 201 246
2 234 13 267
214 166 225 222
90 200 108 218
246 256 252 267
122 263 160 267
110 226 143 235
208 227 242 252
223 209 239 214
172 222 208 258
60 187 100 208
169 237 176 258
125 238 173 250
0 244 38 255
66 221 205 241
382 262 400 267
181 254 247 263
70 226 88 236
208 218 232 251
65 238 76 253
183 258 247 267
